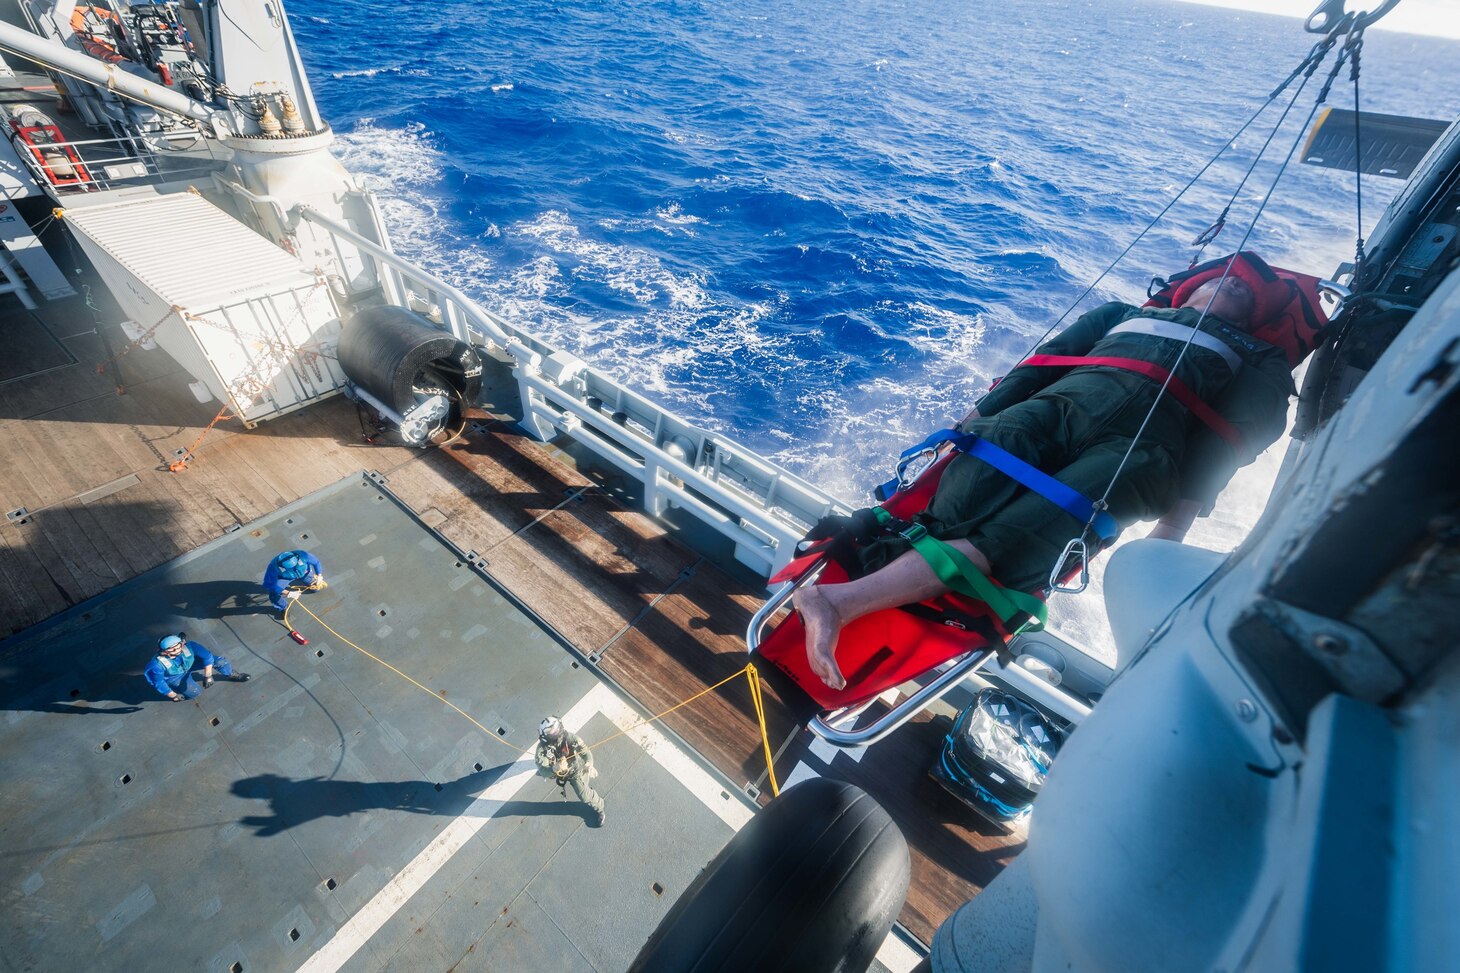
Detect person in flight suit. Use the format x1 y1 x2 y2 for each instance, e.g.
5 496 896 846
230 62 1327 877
535 716 606 827
796 275 1296 690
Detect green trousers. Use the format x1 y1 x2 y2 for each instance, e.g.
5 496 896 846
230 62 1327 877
861 374 1187 592
565 767 604 815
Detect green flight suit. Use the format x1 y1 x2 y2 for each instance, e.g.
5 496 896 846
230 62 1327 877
535 730 604 818
859 301 1296 592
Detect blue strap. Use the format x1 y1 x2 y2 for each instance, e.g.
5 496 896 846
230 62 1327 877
879 429 1120 543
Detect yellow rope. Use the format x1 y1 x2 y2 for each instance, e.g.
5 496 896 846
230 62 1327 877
746 664 781 797
283 597 782 794
286 599 522 753
579 666 756 751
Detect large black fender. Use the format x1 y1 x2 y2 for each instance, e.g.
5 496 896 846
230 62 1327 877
336 305 482 414
630 777 910 973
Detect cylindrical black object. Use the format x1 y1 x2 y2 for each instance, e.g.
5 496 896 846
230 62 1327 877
337 305 482 415
629 778 910 973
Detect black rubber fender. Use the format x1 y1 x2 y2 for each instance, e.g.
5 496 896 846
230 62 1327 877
629 777 910 973
336 305 482 414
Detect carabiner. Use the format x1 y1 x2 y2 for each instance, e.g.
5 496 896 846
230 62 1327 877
896 447 939 492
1304 0 1400 34
1048 537 1090 594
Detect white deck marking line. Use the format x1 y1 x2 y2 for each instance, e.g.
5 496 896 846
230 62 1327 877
298 682 615 973
597 691 755 830
876 929 924 971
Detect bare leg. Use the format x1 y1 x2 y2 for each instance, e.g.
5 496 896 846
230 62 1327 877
793 540 992 690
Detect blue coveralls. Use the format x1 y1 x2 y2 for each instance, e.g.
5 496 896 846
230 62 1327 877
143 641 235 699
262 550 323 612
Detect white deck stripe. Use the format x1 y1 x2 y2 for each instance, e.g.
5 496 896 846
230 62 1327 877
598 690 755 830
302 682 928 971
299 683 616 973
877 930 925 971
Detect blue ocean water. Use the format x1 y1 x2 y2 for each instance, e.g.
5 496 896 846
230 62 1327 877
293 0 1458 644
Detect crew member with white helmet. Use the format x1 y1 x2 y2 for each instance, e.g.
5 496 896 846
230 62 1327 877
535 716 606 826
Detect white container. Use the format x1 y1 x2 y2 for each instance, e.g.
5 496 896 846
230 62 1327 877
63 190 347 424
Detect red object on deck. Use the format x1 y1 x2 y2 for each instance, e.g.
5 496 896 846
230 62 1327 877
11 124 92 188
289 630 309 645
758 453 1035 711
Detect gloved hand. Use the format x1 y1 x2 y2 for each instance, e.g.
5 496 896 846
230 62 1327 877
203 676 214 688
314 574 328 589
798 508 882 565
285 590 301 601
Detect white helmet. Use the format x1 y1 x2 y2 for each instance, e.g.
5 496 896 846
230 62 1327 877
538 716 564 743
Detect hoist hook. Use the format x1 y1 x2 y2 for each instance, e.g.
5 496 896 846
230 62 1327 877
1304 0 1400 34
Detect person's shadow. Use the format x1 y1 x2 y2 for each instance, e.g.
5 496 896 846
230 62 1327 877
0 666 150 716
159 579 269 619
231 767 594 836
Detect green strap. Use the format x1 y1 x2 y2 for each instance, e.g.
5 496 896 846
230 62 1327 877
874 508 1049 630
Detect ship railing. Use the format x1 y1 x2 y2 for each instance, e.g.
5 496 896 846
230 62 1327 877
6 130 227 194
295 203 848 581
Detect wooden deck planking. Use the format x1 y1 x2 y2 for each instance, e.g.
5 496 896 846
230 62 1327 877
0 533 70 634
0 418 80 513
32 502 128 598
3 517 90 615
440 490 696 655
72 488 174 576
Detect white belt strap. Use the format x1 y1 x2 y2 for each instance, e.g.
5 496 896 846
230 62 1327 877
1107 319 1243 373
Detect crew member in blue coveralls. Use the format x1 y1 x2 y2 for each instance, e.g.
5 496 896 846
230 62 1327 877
144 634 250 701
262 549 326 615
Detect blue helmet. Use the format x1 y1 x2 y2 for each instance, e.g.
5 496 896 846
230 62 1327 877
275 551 309 581
158 634 184 651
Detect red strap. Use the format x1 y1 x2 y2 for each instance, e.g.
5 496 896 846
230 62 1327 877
1021 354 1244 450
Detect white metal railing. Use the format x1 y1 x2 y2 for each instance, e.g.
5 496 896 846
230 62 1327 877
293 203 847 580
7 130 227 194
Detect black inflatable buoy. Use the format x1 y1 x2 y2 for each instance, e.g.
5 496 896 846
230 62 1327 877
630 778 910 973
337 305 483 441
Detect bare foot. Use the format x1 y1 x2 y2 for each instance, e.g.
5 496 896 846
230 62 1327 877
794 585 847 690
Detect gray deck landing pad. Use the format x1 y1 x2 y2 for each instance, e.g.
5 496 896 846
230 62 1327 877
0 473 750 973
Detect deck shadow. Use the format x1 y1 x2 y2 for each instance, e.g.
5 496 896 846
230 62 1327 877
230 767 595 836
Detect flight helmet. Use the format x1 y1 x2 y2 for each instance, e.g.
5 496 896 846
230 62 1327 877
538 716 564 744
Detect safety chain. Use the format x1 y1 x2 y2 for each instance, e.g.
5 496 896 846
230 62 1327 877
94 303 184 392
182 277 331 405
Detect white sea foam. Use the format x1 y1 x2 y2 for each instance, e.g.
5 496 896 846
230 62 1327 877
491 82 514 93
654 202 705 228
516 210 711 308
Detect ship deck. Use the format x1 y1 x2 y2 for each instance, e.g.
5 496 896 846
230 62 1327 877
0 474 752 972
0 272 1023 967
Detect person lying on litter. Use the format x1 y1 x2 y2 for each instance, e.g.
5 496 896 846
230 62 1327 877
795 275 1296 690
